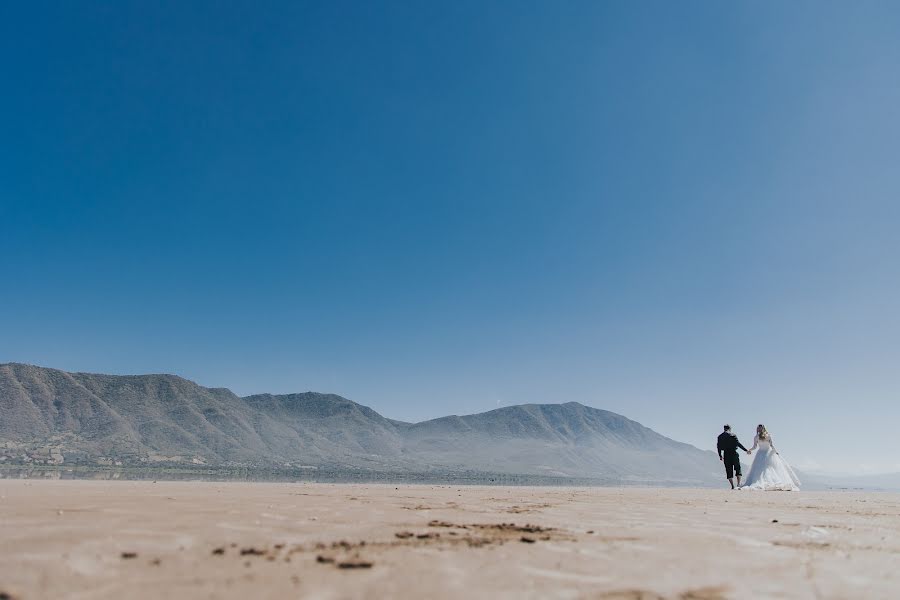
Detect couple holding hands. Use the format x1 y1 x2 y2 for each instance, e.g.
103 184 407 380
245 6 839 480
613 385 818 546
716 424 801 491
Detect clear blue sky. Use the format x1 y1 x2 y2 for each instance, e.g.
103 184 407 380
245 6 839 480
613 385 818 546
3 2 899 474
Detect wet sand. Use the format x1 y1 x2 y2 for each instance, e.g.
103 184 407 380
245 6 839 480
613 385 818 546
1 480 898 599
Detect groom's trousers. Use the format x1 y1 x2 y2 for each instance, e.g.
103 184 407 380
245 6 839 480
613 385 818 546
723 452 742 479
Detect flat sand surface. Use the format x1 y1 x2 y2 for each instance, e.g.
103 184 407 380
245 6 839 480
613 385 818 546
1 480 899 599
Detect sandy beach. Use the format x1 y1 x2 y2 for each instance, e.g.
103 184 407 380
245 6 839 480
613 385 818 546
1 480 898 599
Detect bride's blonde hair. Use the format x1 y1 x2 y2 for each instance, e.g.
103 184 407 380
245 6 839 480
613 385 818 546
757 424 770 440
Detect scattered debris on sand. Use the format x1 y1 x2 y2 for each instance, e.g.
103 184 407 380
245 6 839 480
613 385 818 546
202 518 568 574
428 520 457 528
337 560 373 569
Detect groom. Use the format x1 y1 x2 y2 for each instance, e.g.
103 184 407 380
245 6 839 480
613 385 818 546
717 424 751 489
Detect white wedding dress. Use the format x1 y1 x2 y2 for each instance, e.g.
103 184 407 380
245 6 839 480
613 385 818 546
739 435 801 491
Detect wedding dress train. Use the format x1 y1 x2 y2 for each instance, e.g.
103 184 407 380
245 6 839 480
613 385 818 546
740 435 801 491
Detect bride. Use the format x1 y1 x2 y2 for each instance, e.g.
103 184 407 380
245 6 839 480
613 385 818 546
740 424 801 491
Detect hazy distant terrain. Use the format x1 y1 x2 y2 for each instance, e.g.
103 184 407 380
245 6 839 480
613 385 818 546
802 471 900 492
0 363 722 485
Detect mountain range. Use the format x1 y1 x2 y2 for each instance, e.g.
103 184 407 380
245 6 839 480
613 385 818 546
0 363 723 485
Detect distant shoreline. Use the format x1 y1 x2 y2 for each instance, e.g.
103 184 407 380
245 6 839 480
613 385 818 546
0 464 721 488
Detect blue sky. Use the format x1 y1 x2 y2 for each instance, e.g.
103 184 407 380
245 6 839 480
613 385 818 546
2 2 899 474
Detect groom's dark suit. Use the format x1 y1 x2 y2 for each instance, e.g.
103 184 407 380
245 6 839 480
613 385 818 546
717 431 748 479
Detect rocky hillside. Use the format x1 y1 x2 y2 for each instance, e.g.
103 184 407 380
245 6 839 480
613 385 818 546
403 402 716 484
0 363 721 485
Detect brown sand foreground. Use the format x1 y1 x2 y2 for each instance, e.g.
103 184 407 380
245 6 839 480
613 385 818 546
1 481 899 599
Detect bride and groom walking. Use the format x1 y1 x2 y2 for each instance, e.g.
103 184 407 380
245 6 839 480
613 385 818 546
717 424 801 491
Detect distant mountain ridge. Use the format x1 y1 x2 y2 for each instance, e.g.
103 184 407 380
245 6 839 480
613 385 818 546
0 363 722 485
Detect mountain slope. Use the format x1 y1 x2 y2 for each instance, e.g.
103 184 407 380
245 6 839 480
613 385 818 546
0 363 721 484
242 393 406 466
0 363 404 469
403 403 716 482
